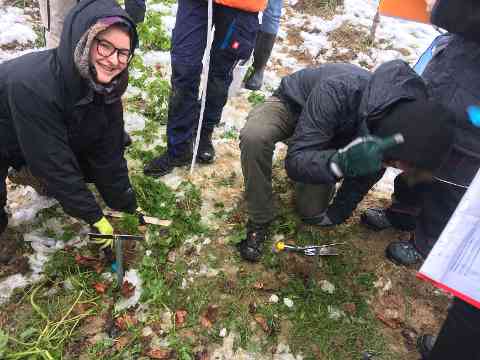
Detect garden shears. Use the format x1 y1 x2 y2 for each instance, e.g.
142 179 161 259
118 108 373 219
272 240 345 256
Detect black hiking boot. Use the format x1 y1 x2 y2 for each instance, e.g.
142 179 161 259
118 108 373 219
237 222 269 262
386 240 424 266
361 208 392 231
244 31 276 91
417 334 436 359
361 207 417 231
197 129 215 164
144 150 192 177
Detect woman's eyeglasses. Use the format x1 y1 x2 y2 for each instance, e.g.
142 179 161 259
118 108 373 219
96 38 132 64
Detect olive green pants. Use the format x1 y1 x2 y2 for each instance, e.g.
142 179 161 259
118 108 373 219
240 97 335 225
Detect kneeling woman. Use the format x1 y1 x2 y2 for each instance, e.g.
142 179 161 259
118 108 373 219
0 0 139 254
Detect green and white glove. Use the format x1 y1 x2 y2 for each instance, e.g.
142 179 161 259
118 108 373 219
330 134 404 179
92 216 114 249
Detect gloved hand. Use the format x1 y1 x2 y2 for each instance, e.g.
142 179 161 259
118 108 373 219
125 0 146 24
330 134 404 179
92 216 114 249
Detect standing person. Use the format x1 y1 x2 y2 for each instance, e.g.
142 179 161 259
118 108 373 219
418 298 480 359
361 0 480 265
244 0 283 90
143 0 266 177
0 0 140 262
238 60 455 262
38 0 146 48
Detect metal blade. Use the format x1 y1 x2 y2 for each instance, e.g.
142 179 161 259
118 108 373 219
88 233 145 241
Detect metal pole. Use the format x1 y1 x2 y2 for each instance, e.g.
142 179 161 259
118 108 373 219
190 0 214 174
115 236 124 286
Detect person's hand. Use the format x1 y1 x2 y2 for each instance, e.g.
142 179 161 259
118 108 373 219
330 134 404 179
92 216 114 249
125 0 146 24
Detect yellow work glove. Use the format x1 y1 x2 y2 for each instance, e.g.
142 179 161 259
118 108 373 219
92 216 114 249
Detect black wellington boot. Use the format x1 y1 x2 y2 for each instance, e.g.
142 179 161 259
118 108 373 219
237 222 270 262
144 149 192 177
197 128 215 164
417 334 436 359
244 31 276 91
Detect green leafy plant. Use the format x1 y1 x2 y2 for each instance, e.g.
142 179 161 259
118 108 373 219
136 12 171 51
247 91 266 106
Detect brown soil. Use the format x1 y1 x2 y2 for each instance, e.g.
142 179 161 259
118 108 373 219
353 194 449 359
326 22 372 63
0 228 31 279
291 0 344 19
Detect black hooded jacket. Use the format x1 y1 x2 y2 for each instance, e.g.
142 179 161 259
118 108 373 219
280 60 429 223
0 0 139 224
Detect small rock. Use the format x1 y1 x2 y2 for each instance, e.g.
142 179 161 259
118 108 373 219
319 280 335 294
327 305 345 320
160 311 173 331
142 326 153 337
283 298 294 308
269 294 279 303
167 251 176 263
219 328 227 337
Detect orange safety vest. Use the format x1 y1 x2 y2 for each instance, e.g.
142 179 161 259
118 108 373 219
214 0 267 13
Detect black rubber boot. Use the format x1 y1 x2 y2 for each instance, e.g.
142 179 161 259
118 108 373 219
237 222 269 262
197 128 215 164
361 208 393 231
144 150 192 177
361 207 417 231
417 334 436 359
244 31 276 91
386 240 424 266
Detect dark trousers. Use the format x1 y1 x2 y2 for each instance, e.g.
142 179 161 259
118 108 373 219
387 149 479 256
0 163 7 217
428 298 480 360
168 0 259 156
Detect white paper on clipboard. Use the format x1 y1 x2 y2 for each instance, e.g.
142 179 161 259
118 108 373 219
418 169 480 308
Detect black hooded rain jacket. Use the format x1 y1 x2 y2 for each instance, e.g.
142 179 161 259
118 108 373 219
0 0 138 224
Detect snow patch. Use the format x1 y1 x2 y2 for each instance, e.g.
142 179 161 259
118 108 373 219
115 269 143 311
0 7 37 46
7 186 57 227
124 112 147 133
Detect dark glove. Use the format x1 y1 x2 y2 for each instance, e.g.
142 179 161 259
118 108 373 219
125 0 146 24
330 134 403 179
